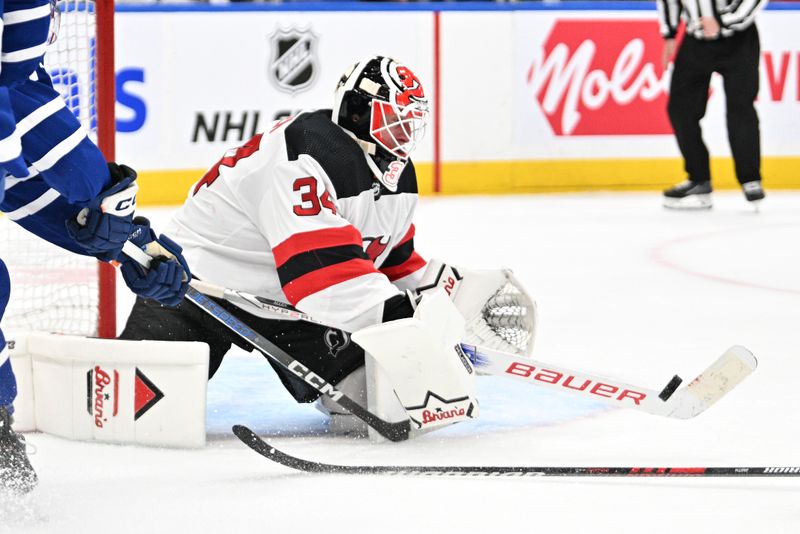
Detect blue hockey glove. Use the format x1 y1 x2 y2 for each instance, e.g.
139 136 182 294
66 163 139 262
119 217 192 307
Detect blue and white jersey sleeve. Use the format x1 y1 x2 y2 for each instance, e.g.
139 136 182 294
0 0 112 254
0 0 52 179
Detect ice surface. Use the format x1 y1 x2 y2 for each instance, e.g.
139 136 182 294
4 191 800 533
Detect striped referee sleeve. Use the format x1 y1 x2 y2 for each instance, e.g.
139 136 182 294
656 0 683 38
719 0 767 31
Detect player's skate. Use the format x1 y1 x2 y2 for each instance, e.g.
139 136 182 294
663 180 712 210
0 405 37 494
742 180 765 211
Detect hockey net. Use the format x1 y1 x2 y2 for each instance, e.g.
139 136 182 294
0 0 116 338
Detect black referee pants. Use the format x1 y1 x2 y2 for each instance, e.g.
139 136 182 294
667 24 762 185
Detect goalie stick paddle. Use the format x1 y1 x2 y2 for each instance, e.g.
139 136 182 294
186 278 757 420
464 344 758 420
233 425 800 478
120 243 410 442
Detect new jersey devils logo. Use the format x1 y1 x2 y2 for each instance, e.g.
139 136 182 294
390 64 426 107
324 329 350 358
363 236 391 261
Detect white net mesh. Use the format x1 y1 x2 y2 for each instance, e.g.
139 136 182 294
0 224 98 335
0 0 102 336
48 0 98 140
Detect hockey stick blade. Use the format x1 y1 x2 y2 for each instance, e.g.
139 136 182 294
665 345 757 419
233 425 800 478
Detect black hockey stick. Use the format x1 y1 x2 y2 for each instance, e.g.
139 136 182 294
120 243 410 442
233 425 800 478
186 288 410 442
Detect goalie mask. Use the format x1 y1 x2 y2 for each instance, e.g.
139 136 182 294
333 56 429 192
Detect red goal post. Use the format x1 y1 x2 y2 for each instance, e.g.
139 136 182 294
95 0 116 338
0 0 117 338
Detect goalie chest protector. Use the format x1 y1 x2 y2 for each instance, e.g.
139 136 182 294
170 109 421 329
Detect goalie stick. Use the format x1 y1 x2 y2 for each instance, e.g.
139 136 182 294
464 343 756 419
185 278 757 420
124 244 755 422
121 243 411 442
233 425 800 478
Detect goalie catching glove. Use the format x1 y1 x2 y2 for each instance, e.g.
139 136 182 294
352 289 478 431
120 216 192 307
416 259 537 359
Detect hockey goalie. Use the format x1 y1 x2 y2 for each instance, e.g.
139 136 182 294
119 55 538 439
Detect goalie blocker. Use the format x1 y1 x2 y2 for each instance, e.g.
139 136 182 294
355 259 537 440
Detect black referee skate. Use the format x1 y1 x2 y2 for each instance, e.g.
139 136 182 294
742 180 765 203
663 180 712 210
0 405 37 495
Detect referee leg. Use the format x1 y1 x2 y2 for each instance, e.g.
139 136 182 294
719 25 762 185
668 37 714 183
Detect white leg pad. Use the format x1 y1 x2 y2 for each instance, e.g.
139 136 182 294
9 332 209 448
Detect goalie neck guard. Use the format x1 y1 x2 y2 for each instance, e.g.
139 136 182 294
332 55 429 192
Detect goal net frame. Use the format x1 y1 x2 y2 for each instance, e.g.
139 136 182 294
95 0 116 338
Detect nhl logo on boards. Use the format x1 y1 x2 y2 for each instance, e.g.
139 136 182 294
268 27 318 94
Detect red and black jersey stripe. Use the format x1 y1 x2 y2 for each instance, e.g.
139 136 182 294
273 226 381 305
380 225 426 281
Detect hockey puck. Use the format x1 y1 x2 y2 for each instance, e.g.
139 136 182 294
658 375 683 401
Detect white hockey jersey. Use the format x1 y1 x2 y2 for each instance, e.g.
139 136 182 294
168 110 427 332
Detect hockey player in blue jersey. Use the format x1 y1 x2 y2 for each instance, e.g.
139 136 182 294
0 0 191 494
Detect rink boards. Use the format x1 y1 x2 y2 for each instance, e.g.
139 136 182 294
103 3 800 202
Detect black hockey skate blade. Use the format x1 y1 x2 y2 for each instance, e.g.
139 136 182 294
658 375 683 401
